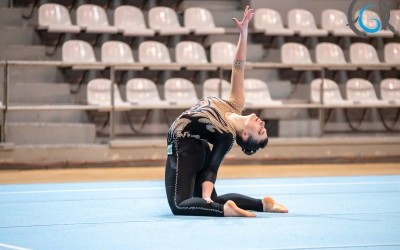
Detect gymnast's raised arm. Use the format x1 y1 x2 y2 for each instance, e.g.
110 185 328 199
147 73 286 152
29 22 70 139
229 6 254 109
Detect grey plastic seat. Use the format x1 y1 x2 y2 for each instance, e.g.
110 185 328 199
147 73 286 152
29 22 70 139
184 7 225 35
114 6 155 37
254 8 294 36
38 3 80 33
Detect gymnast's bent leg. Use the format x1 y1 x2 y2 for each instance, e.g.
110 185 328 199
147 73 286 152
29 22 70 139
165 138 224 216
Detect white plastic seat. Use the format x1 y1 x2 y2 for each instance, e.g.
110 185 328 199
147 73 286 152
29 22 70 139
126 78 169 108
281 43 312 64
244 79 282 107
321 9 356 36
254 8 294 36
148 7 190 35
114 6 155 37
288 9 328 36
389 10 400 34
203 78 230 99
164 78 199 105
350 43 380 64
101 41 134 63
139 41 171 63
310 78 351 105
355 9 394 37
184 7 225 35
384 43 400 64
87 78 130 107
380 79 400 103
175 41 210 66
210 42 236 64
316 43 347 64
77 4 118 33
38 3 80 33
346 78 386 104
62 40 96 63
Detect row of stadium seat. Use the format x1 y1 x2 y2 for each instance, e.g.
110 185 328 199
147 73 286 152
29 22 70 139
38 4 400 37
62 40 400 67
86 77 400 109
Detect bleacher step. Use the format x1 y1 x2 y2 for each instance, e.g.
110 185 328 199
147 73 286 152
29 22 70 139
0 26 39 46
10 82 72 104
6 123 96 145
0 45 46 60
0 8 23 26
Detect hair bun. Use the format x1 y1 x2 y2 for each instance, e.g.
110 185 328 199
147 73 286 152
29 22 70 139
242 148 257 155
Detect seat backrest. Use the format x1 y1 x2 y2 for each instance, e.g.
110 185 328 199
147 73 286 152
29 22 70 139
87 78 124 105
210 42 236 63
281 42 312 64
77 4 110 27
175 41 208 64
62 40 96 63
244 79 273 102
254 8 285 30
39 3 73 26
310 78 344 103
126 78 161 102
138 41 171 63
384 43 400 63
164 78 198 102
101 41 134 63
380 78 400 101
203 78 230 99
148 7 182 29
184 7 217 28
346 78 378 101
350 43 380 64
389 10 400 32
288 9 318 30
114 6 147 29
316 42 346 64
321 9 348 30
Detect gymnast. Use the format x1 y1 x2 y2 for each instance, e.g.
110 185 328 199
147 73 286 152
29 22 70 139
165 6 288 217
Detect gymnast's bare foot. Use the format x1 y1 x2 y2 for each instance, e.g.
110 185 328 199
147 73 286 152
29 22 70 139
262 196 288 213
224 200 256 217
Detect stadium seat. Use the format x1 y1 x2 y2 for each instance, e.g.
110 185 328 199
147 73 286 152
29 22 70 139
281 43 312 64
384 43 400 64
389 10 400 34
126 78 169 107
164 78 199 106
287 9 328 36
175 41 208 64
62 40 97 63
87 78 130 108
114 6 155 37
148 7 190 35
184 7 225 35
321 9 356 36
254 8 295 36
310 78 351 104
244 79 283 107
77 4 118 33
210 42 236 64
203 78 230 99
355 9 394 37
380 79 400 103
38 3 80 33
101 41 134 63
316 43 347 64
350 43 380 64
346 78 387 104
138 41 171 64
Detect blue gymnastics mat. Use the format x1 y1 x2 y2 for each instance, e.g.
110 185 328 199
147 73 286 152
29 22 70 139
0 175 399 250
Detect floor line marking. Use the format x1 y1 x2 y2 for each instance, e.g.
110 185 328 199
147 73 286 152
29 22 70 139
1 181 400 195
0 243 32 250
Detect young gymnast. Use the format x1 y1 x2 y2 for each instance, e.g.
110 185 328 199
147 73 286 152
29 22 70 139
165 6 288 217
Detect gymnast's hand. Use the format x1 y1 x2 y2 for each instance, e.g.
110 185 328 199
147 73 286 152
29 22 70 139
204 197 214 203
232 5 254 34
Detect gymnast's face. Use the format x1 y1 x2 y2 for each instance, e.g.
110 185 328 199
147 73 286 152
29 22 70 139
242 113 268 141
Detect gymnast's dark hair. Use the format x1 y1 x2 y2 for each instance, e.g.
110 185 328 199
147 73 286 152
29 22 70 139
235 135 269 155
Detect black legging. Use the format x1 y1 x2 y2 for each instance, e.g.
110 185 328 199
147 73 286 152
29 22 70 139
165 137 263 217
